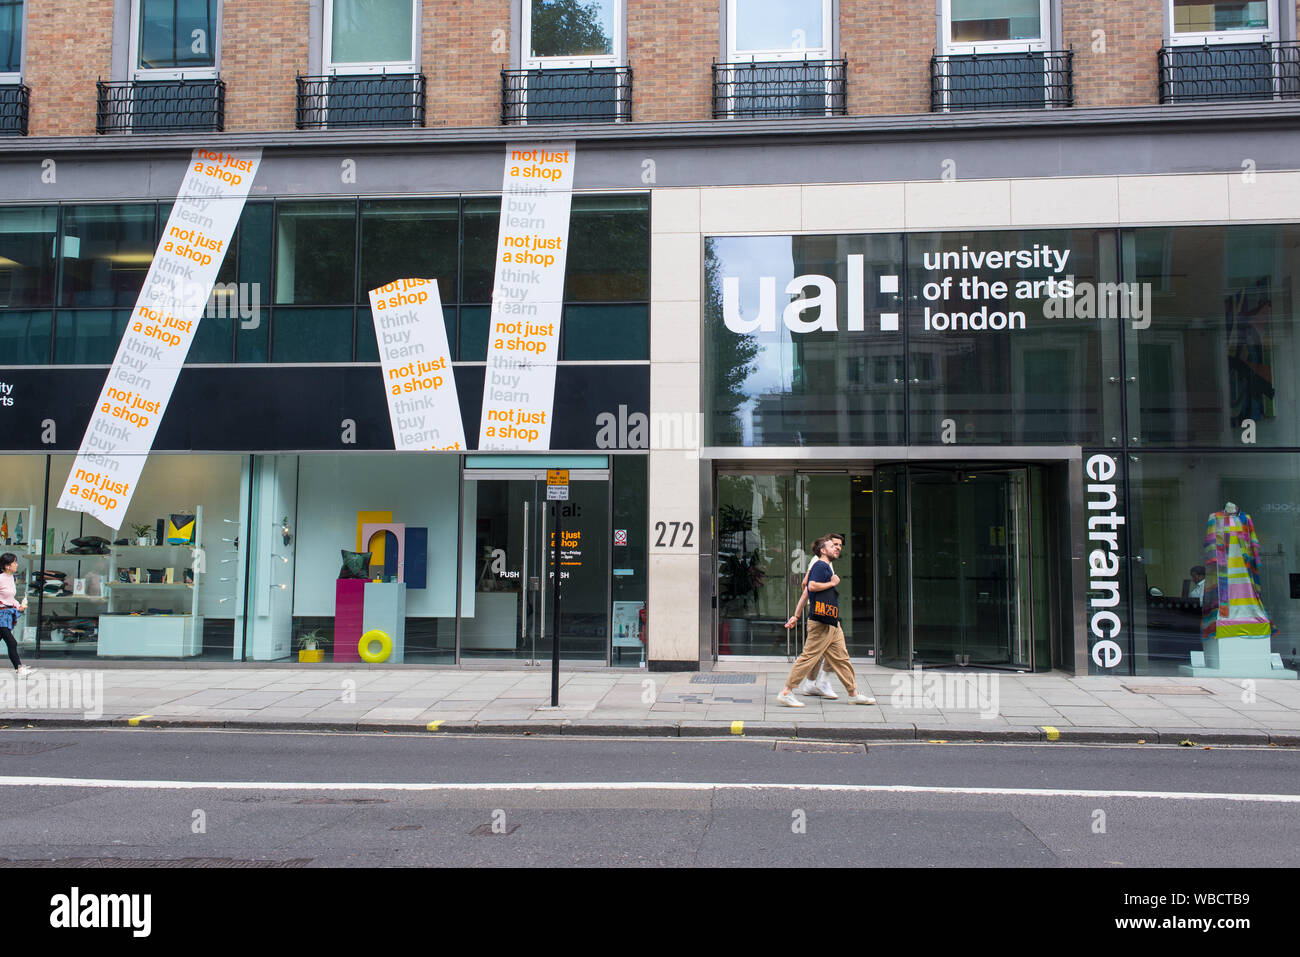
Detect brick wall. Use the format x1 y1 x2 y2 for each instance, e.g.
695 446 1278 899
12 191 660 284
24 0 114 136
425 0 509 128
843 0 934 115
1065 0 1164 107
627 0 716 122
223 0 310 132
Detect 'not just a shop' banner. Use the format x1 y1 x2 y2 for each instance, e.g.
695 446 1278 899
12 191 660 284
369 278 465 450
58 148 262 529
478 142 575 450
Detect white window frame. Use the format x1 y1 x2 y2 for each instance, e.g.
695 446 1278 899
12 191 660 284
521 0 623 69
323 0 419 76
1166 0 1276 46
0 0 23 84
726 0 832 62
941 0 1051 54
128 0 219 81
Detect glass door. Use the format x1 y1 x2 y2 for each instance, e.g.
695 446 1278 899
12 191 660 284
463 471 610 662
878 465 1034 670
794 472 874 660
717 473 792 656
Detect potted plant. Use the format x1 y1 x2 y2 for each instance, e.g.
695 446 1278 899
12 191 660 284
296 629 330 663
129 522 153 546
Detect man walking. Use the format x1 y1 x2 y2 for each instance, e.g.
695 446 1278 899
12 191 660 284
776 535 874 707
785 532 843 698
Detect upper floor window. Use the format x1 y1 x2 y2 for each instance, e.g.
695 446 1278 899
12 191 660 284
0 0 23 79
131 0 217 78
726 0 831 61
1169 0 1276 43
523 0 621 68
325 0 417 73
942 0 1050 53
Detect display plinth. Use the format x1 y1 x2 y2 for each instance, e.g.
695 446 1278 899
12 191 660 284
334 578 365 663
362 581 406 663
98 615 202 657
1179 636 1298 679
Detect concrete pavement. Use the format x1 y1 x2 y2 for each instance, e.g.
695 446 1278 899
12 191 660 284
3 660 1299 745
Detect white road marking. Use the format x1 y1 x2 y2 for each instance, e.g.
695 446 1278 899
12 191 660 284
0 776 1296 802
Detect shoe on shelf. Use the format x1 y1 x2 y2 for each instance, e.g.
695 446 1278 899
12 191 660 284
777 691 806 708
814 673 838 699
846 692 876 705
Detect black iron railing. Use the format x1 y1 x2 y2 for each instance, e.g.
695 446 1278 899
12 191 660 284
931 50 1073 111
1159 41 1300 103
712 59 847 118
296 73 426 129
0 83 29 135
96 78 225 133
501 66 631 124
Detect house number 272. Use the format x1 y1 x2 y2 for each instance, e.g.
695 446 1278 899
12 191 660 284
653 521 694 547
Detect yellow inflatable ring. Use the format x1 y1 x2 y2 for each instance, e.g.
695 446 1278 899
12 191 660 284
358 629 393 663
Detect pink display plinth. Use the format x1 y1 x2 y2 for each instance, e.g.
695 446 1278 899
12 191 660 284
334 578 366 663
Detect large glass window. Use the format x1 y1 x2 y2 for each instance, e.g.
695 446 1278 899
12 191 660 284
0 205 56 308
704 234 905 446
1124 224 1300 448
524 0 619 65
1170 0 1275 40
945 0 1047 48
132 0 217 75
0 0 21 76
1129 451 1300 678
325 0 416 72
59 204 156 309
727 0 830 60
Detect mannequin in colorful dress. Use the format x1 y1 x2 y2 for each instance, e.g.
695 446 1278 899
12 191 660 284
1202 502 1272 640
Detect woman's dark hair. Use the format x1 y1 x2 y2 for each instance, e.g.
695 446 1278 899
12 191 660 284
0 553 16 569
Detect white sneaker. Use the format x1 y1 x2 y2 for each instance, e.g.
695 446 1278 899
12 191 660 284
797 678 821 696
15 665 34 677
846 692 876 705
814 673 838 699
777 691 806 708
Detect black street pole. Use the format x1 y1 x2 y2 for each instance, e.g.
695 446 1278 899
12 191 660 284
551 498 562 707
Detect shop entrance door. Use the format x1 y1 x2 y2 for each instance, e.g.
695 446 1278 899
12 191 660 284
462 470 610 662
715 471 873 659
877 465 1033 670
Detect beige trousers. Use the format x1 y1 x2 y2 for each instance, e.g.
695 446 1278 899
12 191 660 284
786 620 856 694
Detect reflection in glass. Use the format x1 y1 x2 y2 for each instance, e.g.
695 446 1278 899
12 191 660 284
529 0 615 58
1173 0 1269 33
950 0 1042 43
0 205 55 307
59 205 155 309
138 0 216 70
717 474 790 655
330 0 414 64
0 0 20 73
274 202 355 306
733 0 823 53
359 199 458 301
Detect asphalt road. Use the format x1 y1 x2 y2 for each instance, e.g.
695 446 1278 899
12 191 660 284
0 728 1296 868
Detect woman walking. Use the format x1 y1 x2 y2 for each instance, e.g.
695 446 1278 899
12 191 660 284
0 553 35 676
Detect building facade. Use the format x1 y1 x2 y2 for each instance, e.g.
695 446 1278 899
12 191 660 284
1 0 1299 680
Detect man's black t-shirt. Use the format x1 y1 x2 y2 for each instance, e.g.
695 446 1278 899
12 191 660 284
807 560 839 625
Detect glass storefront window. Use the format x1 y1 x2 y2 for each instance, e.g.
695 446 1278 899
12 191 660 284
1129 451 1300 678
1124 224 1300 448
0 206 56 308
704 233 905 446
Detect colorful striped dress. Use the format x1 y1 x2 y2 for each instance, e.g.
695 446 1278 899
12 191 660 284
1202 510 1272 640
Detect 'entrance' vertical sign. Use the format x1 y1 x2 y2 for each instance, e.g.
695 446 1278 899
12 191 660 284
478 142 575 450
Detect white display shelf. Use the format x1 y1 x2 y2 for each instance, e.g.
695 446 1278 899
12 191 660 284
102 508 203 658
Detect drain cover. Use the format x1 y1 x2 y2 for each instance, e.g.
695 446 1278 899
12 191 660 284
1124 685 1213 695
690 674 758 684
776 741 866 754
0 742 74 756
0 857 311 868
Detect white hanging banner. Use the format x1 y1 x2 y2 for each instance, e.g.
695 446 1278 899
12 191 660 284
58 148 262 530
478 142 575 450
369 278 466 451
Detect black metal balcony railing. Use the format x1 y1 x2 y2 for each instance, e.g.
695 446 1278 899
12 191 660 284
931 50 1073 111
0 83 29 135
712 59 847 118
96 78 225 133
1159 41 1300 103
296 73 426 129
501 66 631 124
